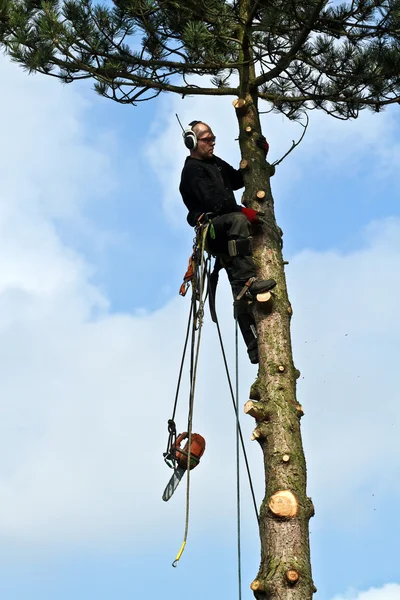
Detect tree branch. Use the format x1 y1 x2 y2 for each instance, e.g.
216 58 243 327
252 0 327 87
43 49 240 97
258 89 400 111
272 112 309 166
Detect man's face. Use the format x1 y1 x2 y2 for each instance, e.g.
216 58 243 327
191 124 216 159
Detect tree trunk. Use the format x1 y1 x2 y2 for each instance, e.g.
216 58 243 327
234 93 315 599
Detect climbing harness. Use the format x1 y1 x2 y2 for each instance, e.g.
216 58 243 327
163 220 259 586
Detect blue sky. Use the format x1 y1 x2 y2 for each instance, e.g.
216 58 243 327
1 52 400 600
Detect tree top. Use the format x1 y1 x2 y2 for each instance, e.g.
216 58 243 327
1 0 399 119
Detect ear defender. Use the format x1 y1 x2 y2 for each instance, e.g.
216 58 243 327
184 120 201 150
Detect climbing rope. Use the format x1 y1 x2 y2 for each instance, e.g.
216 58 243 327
210 285 259 523
235 318 242 600
172 224 209 568
164 225 208 469
164 299 194 468
207 264 259 600
165 225 259 585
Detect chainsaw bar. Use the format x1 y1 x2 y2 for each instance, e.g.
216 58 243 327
162 466 186 502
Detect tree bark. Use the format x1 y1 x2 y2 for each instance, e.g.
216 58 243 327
233 12 315 584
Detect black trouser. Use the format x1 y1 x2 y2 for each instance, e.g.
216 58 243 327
206 212 256 283
207 212 258 359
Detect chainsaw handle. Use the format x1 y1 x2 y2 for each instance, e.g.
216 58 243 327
174 432 188 448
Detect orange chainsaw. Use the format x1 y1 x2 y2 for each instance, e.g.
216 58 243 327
162 432 206 501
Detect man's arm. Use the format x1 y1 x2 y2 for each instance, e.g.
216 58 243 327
216 157 244 190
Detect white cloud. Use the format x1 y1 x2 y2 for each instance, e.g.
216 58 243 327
0 57 253 548
1 54 400 569
1 59 115 222
290 217 400 526
331 583 400 600
297 106 400 179
1 208 399 550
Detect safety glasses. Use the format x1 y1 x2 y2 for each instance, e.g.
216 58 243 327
198 136 216 144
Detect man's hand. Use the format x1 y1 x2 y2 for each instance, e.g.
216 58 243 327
255 134 269 157
241 207 259 223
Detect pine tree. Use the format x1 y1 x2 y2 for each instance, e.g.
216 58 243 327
1 1 399 597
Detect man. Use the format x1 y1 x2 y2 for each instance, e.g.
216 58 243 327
179 120 276 364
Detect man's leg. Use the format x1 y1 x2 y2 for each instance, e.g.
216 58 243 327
219 265 259 364
209 212 276 297
234 296 259 364
208 212 254 281
207 212 277 364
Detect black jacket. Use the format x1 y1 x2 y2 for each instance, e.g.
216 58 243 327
179 155 244 226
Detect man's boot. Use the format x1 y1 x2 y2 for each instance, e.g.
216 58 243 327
246 338 259 364
248 278 276 296
235 277 277 300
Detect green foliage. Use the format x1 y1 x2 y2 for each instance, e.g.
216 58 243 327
0 0 399 117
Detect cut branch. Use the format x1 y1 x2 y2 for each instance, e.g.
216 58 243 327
269 490 299 518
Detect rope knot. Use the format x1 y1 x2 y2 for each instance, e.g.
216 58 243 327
168 419 177 435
